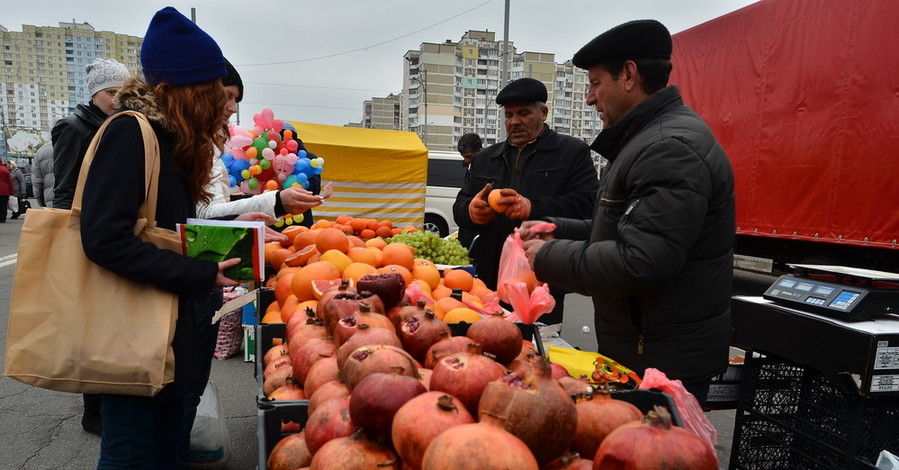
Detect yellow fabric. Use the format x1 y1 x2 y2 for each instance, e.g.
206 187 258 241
546 345 642 387
288 121 428 226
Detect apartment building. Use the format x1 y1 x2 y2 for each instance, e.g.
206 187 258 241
363 30 601 153
0 21 142 159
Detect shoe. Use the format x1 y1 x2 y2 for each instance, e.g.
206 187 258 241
81 412 102 435
10 214 18 219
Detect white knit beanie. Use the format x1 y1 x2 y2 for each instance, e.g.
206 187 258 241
86 58 130 96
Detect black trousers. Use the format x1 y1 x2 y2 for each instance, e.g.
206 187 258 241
0 195 8 222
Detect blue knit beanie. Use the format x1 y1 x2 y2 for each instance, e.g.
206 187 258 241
140 6 227 85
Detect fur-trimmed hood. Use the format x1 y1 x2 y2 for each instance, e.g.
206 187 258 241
114 79 169 128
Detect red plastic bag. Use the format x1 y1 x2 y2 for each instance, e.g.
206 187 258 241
638 368 718 451
497 228 538 304
503 282 555 324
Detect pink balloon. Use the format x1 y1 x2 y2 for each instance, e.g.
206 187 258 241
286 140 298 152
230 148 248 160
262 147 275 160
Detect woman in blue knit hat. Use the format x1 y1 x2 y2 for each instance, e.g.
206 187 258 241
78 7 241 468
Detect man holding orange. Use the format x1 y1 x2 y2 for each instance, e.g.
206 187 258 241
452 78 598 325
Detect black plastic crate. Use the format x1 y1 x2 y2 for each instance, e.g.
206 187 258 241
730 354 899 470
256 323 310 407
257 389 680 470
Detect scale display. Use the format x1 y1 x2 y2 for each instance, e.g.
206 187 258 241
762 264 899 321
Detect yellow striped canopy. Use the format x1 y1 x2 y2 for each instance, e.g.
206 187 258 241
287 121 428 227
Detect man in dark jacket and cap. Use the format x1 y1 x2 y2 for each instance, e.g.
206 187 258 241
453 77 599 325
520 19 736 405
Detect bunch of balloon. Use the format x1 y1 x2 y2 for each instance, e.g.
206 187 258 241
219 108 324 226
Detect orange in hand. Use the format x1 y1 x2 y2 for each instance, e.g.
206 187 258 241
488 189 510 213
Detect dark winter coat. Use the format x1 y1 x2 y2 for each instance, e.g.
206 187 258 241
453 125 598 289
536 86 735 383
79 82 221 399
51 101 109 210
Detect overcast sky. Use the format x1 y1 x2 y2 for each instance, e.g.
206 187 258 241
3 0 759 126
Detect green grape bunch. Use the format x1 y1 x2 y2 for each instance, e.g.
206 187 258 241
387 230 471 266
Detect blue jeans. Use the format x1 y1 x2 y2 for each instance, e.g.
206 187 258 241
97 393 202 469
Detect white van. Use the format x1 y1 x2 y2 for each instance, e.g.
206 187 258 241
424 150 466 237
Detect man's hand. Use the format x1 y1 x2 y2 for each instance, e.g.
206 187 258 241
519 220 555 242
468 183 498 225
522 239 546 271
500 188 532 220
280 187 324 214
215 258 242 288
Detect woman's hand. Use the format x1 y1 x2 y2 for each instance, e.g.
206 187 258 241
215 258 242 288
280 187 324 214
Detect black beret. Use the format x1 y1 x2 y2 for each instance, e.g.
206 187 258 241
572 19 672 69
496 77 547 105
223 60 244 102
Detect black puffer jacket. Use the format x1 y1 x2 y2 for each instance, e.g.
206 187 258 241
453 125 598 289
536 86 735 383
51 102 108 209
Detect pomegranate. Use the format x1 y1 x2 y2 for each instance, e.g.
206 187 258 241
477 357 578 465
308 379 350 416
286 307 320 341
268 375 307 401
392 392 474 470
543 452 594 470
465 312 522 363
309 428 400 469
594 406 718 470
428 343 507 416
423 335 471 369
416 367 432 390
341 344 420 392
303 355 339 398
550 362 570 380
420 412 538 469
349 371 427 441
335 323 402 370
572 386 643 459
304 396 354 455
263 364 294 397
388 299 427 329
398 309 451 364
316 277 356 308
319 291 385 335
289 335 337 384
356 272 406 310
263 343 290 369
267 431 312 470
333 302 396 347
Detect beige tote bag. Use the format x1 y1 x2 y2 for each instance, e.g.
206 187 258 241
5 111 182 396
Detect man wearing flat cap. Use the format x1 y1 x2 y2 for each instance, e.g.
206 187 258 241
453 77 598 325
519 19 736 405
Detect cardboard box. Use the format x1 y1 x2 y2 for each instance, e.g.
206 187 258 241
243 325 256 363
732 296 899 396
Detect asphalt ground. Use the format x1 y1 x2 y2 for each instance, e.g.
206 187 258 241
0 201 766 469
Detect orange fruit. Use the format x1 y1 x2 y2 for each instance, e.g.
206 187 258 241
443 307 483 324
274 271 297 307
366 246 384 267
365 238 387 250
280 225 308 248
461 292 484 307
413 258 434 267
311 219 332 230
382 243 415 270
270 248 294 271
297 299 319 316
411 264 441 289
336 215 353 225
312 278 354 299
284 245 319 267
443 268 474 292
264 275 278 289
433 296 467 320
378 220 393 229
431 281 452 300
264 242 283 266
290 261 340 301
375 226 392 239
378 264 412 286
315 227 350 254
319 249 353 275
391 228 403 236
346 246 378 266
488 189 509 213
347 235 365 248
293 230 320 250
365 218 379 230
359 229 376 240
261 308 284 324
343 262 379 284
336 224 355 235
469 282 493 301
280 295 301 323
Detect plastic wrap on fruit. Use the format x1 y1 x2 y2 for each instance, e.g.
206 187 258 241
502 281 555 324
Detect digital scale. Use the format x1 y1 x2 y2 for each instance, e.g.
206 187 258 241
763 264 899 321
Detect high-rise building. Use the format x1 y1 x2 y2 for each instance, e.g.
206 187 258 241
362 30 601 153
0 21 142 161
362 93 401 130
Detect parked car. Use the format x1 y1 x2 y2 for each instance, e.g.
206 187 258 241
424 150 466 237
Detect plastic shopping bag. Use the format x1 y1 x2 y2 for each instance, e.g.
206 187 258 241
639 368 718 451
8 195 17 212
190 381 232 467
496 228 538 304
545 345 642 388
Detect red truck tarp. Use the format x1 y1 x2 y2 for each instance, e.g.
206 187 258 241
671 0 899 249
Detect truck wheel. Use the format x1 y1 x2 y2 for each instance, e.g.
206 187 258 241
423 214 448 237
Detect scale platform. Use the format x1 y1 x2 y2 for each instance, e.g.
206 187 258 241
762 264 899 321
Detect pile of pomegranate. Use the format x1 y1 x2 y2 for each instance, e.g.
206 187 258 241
262 282 718 470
